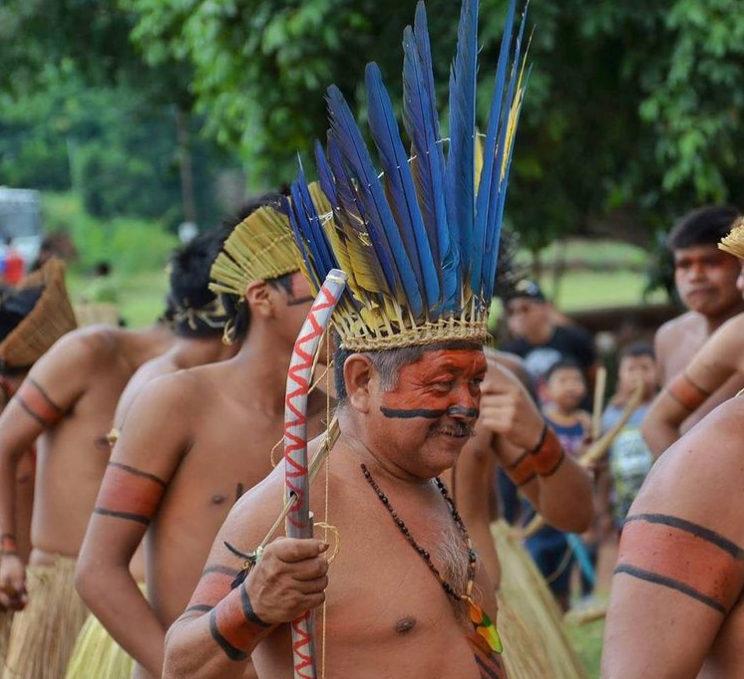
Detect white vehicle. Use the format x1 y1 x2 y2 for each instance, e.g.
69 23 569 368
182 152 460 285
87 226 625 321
0 187 43 265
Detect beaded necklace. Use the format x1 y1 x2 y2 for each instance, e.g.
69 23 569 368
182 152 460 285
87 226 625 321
360 463 502 653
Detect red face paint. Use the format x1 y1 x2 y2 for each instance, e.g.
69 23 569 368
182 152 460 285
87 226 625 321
380 349 486 419
93 462 166 526
616 514 744 614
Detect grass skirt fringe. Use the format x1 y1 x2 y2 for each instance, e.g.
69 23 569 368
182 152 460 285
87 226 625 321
493 520 589 679
64 583 146 679
0 609 12 666
4 556 88 679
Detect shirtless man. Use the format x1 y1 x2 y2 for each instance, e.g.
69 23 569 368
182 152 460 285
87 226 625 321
644 205 743 454
163 3 551 673
0 258 78 661
443 350 592 586
65 226 238 679
642 220 744 455
76 198 323 679
0 274 174 678
601 396 744 678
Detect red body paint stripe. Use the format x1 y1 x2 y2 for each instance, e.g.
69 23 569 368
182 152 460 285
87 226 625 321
666 373 709 412
616 517 744 613
16 380 63 426
94 464 166 523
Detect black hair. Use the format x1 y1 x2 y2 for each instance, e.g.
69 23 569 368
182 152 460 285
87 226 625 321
333 340 482 405
0 285 44 342
545 358 584 383
167 228 231 338
619 341 655 362
667 205 741 251
219 192 287 344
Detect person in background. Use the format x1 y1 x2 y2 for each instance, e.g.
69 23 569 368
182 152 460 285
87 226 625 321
1 238 25 286
647 204 744 455
523 360 594 610
598 343 658 533
503 280 597 406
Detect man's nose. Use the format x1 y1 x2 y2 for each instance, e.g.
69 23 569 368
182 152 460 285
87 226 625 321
447 385 479 421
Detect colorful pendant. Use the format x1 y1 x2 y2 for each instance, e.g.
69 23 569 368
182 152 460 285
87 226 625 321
468 601 503 654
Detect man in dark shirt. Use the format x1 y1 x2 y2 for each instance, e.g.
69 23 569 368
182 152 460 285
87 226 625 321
502 280 597 405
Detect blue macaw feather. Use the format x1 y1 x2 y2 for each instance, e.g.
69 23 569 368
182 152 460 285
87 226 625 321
282 193 323 292
314 139 339 211
482 4 526 299
326 84 423 317
401 5 460 315
485 62 531 300
366 62 440 313
445 0 478 292
472 0 517 299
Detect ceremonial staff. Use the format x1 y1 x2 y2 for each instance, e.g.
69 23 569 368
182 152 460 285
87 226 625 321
283 268 347 679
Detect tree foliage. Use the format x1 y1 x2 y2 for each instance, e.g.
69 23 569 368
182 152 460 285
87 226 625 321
123 0 744 252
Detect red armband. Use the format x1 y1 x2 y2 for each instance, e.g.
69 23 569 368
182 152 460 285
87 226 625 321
616 514 744 614
529 425 565 477
93 462 166 527
209 583 272 661
666 373 710 412
16 379 64 427
506 452 536 487
1 533 18 556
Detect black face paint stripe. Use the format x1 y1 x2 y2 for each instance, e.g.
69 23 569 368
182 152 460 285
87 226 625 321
448 405 479 418
625 514 744 559
614 563 727 614
286 295 314 307
380 407 447 419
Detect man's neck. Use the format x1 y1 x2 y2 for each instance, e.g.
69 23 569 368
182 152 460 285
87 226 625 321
227 325 294 415
525 323 554 346
168 335 235 371
703 300 744 335
122 323 174 372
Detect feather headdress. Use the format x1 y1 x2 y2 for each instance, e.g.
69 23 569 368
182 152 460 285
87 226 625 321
719 217 744 260
209 203 301 300
284 0 529 351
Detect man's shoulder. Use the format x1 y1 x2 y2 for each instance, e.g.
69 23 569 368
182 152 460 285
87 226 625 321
655 311 701 342
31 325 121 376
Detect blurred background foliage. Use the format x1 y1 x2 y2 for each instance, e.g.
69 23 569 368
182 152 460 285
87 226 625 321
1 0 744 292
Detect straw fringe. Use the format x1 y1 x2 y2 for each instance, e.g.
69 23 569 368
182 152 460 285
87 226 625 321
0 258 77 369
4 557 88 679
64 583 146 679
0 609 12 666
498 593 554 678
492 520 589 679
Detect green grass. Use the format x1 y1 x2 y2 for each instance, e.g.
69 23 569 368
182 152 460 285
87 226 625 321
67 269 169 328
567 619 605 678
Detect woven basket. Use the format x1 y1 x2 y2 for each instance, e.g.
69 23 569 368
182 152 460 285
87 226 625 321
0 258 77 370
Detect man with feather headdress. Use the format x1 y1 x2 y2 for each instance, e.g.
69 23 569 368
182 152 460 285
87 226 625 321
163 1 591 678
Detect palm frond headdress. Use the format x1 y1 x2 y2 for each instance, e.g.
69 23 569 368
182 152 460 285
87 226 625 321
284 0 529 351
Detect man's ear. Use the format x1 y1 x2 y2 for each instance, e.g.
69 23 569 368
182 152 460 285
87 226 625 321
245 280 274 320
343 354 375 413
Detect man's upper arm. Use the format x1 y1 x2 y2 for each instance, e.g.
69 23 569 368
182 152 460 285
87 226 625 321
0 332 95 452
604 402 744 678
86 377 194 556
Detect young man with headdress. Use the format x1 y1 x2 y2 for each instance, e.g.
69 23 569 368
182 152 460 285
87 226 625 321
163 2 592 677
65 226 239 679
75 197 324 679
0 264 175 679
600 221 744 678
0 258 78 661
643 205 744 453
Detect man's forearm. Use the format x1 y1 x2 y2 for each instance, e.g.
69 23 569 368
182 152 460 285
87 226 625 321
164 585 271 679
534 456 593 533
76 564 166 677
641 416 680 458
0 452 20 540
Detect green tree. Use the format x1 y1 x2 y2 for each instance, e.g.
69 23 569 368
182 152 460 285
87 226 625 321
123 0 744 253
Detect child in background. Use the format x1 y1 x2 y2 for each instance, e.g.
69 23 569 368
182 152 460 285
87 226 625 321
524 360 595 610
599 342 658 531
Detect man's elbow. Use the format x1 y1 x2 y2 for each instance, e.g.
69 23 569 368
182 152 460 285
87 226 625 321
163 620 197 679
74 551 115 605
